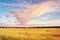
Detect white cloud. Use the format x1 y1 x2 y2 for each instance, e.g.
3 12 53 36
0 16 20 24
28 18 60 24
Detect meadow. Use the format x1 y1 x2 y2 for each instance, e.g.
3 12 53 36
0 28 60 40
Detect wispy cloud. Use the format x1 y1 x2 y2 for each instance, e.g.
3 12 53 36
0 15 19 24
0 0 60 27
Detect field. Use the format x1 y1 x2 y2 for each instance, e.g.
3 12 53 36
0 28 60 40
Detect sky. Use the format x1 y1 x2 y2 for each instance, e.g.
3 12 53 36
0 0 60 27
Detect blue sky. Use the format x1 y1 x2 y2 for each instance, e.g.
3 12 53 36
0 0 60 26
0 0 46 17
0 0 46 3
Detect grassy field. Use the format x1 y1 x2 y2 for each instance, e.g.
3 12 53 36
0 28 60 40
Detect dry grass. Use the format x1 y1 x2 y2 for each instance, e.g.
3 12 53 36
0 28 60 40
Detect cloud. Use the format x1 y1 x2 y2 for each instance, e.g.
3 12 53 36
27 0 60 21
0 0 60 27
28 11 60 24
0 16 19 24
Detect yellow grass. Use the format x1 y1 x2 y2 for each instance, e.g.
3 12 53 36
0 28 60 40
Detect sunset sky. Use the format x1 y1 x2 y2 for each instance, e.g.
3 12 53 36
0 0 60 27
